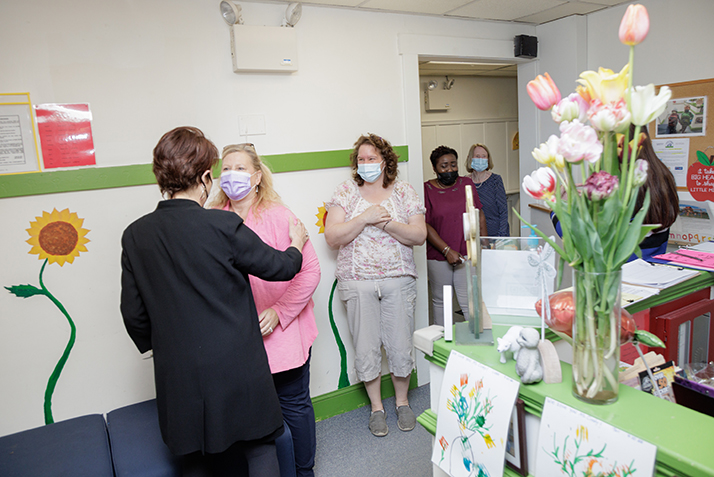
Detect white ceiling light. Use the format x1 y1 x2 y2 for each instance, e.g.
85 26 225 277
219 1 243 25
282 3 302 27
427 80 438 90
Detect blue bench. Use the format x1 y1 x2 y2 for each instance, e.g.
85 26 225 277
1 400 296 477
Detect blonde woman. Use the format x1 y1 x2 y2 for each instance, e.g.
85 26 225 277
208 143 320 477
466 143 509 237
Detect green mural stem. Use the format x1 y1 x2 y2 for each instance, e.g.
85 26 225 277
5 259 78 425
328 278 350 389
37 259 77 425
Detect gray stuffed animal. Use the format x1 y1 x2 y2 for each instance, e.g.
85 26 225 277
515 327 543 384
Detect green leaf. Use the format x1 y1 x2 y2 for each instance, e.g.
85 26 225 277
634 330 665 348
5 284 44 298
696 150 711 166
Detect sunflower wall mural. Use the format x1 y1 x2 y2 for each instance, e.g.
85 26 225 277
316 203 350 389
5 208 90 425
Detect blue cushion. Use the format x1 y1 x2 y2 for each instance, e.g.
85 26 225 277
107 398 295 477
106 399 180 477
0 414 113 477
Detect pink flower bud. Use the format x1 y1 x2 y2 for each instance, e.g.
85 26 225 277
584 171 619 201
527 73 561 111
633 159 649 186
552 93 589 124
619 4 649 46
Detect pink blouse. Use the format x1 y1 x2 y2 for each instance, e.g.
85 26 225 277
326 179 426 281
223 202 320 374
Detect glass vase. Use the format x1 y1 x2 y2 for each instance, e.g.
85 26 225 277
572 269 622 404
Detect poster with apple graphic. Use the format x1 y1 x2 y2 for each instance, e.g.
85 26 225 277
687 149 714 201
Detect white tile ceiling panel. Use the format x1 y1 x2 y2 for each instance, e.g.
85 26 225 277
447 0 567 21
360 0 474 15
293 0 366 6
516 1 607 24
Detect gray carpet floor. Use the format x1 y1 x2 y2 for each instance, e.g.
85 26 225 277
313 383 433 477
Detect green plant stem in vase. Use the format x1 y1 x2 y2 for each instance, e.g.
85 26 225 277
572 269 622 404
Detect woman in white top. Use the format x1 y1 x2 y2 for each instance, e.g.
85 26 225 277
324 134 426 437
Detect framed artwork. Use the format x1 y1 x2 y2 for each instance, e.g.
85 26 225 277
505 398 527 476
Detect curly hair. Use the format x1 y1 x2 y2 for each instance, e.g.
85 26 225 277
205 144 282 218
152 126 218 198
429 145 458 168
465 143 494 172
349 134 399 188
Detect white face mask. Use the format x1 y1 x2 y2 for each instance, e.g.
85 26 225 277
471 157 488 172
357 161 383 183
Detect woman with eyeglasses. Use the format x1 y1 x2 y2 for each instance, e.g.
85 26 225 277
424 145 488 327
208 143 320 477
121 127 308 477
324 134 426 437
467 143 510 237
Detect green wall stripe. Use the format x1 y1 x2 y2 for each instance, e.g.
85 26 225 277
312 373 418 422
0 146 409 199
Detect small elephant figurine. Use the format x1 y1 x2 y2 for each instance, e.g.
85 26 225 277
496 326 523 364
515 327 543 384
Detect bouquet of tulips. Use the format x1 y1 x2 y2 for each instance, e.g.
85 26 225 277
519 4 670 402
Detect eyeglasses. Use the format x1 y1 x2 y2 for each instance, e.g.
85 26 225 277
238 143 255 151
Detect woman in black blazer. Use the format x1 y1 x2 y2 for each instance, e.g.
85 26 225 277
121 127 308 476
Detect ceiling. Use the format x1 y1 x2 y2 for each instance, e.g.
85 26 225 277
252 0 632 78
263 0 631 25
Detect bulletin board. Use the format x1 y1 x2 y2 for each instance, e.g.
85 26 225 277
653 78 713 193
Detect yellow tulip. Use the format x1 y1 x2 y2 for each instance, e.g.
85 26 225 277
577 64 629 105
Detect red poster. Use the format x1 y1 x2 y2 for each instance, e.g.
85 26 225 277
34 103 96 169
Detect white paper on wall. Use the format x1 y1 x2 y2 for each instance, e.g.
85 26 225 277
535 397 657 477
431 350 520 477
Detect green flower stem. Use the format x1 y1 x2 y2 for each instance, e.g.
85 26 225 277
327 279 350 389
38 259 77 425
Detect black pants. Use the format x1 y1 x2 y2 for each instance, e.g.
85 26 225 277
180 440 279 477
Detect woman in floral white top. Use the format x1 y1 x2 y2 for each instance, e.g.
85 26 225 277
325 134 426 438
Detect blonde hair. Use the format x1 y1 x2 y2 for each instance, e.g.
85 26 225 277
206 144 282 218
465 143 493 172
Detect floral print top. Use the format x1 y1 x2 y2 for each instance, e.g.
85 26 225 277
326 179 426 281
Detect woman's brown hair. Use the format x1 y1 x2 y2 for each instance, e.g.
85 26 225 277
153 126 218 198
349 134 399 188
636 126 679 231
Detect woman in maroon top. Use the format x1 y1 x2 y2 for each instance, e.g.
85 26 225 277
424 145 487 326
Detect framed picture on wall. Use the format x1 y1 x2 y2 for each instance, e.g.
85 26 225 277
505 398 528 476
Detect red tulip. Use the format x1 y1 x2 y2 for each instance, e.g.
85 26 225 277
619 4 649 46
527 73 561 111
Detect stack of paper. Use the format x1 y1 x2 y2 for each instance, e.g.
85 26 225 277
653 247 714 272
622 258 700 289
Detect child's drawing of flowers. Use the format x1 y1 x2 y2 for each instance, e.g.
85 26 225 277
437 373 496 476
547 425 637 477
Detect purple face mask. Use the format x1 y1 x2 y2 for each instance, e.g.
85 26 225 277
220 170 255 201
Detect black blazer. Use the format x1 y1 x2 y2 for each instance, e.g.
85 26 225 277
120 199 302 455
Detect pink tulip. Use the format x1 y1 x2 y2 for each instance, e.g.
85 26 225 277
552 93 590 124
527 73 561 111
619 4 649 46
557 120 603 164
587 98 631 132
584 171 619 201
522 167 557 203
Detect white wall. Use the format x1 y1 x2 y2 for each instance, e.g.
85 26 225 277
0 0 534 436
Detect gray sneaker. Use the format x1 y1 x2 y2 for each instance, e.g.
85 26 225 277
369 410 388 437
396 405 416 431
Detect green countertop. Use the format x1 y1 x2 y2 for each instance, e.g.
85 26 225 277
421 325 714 477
